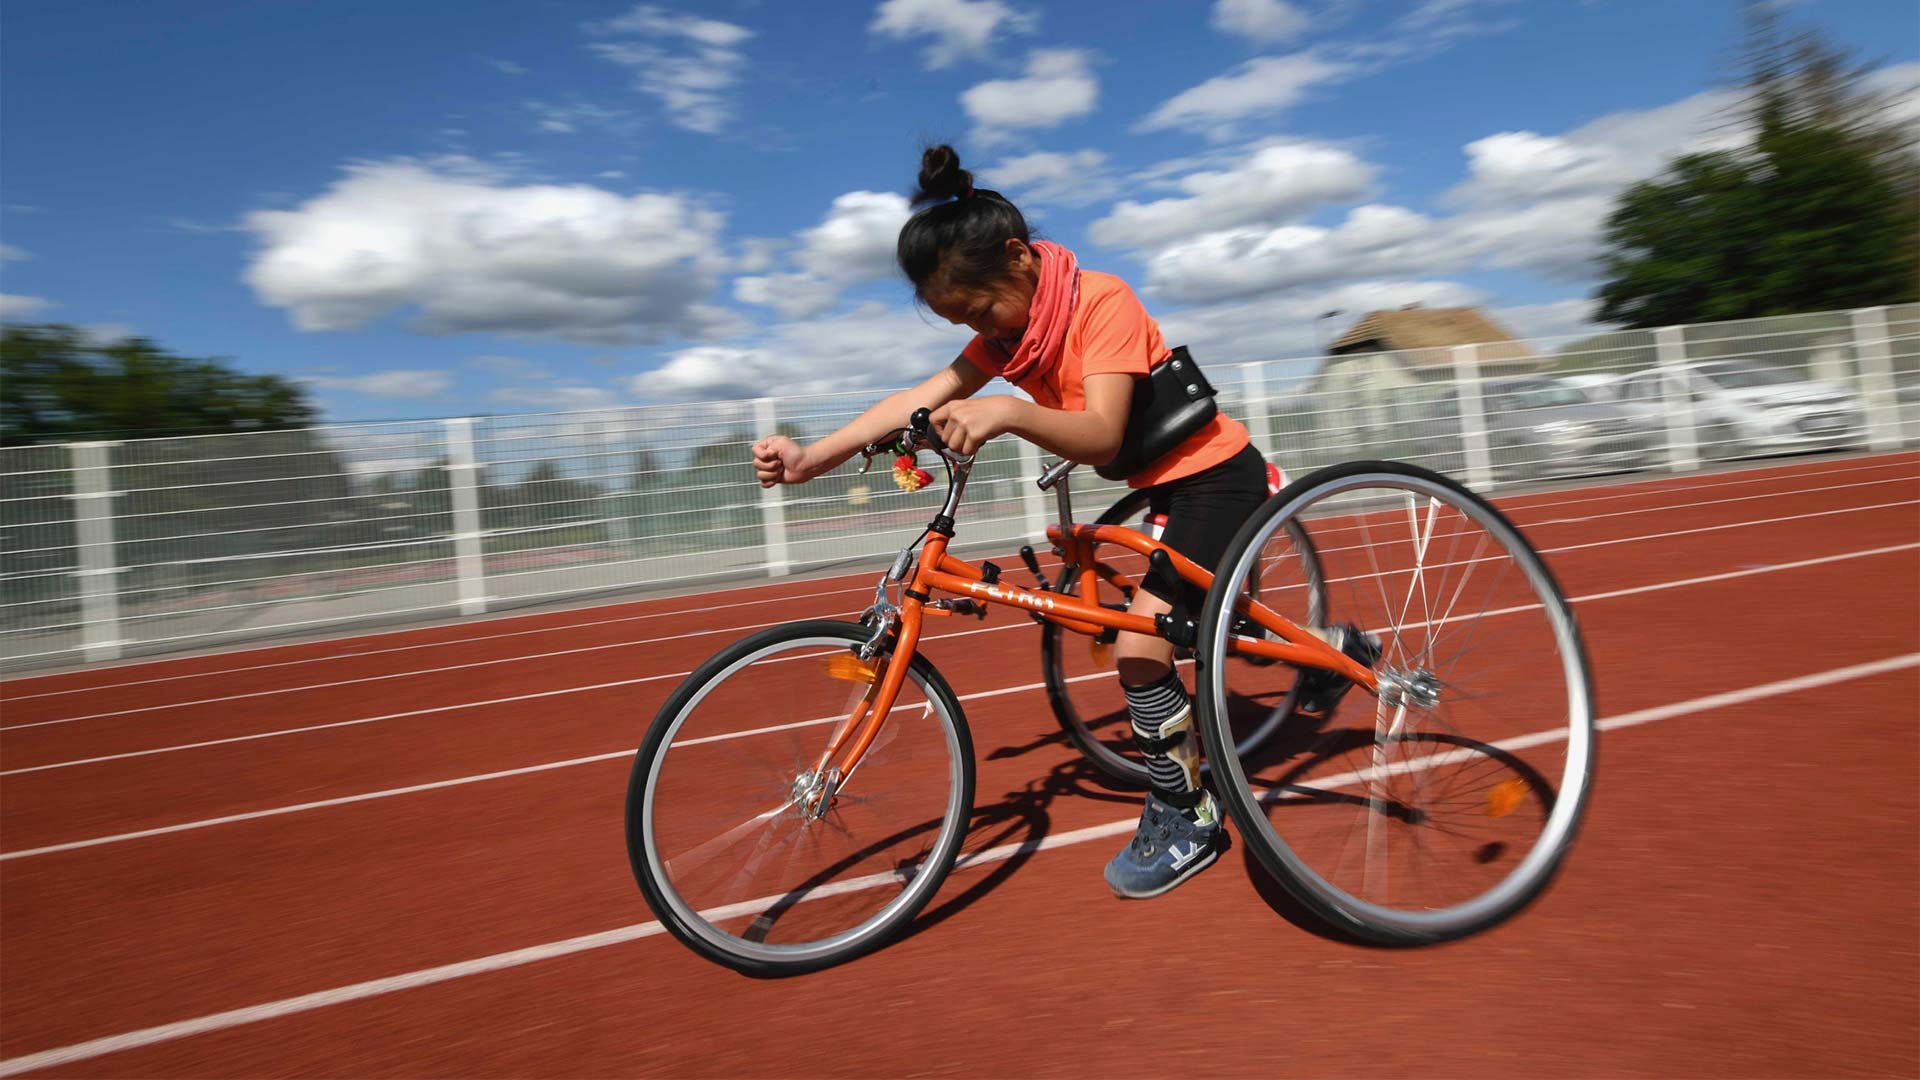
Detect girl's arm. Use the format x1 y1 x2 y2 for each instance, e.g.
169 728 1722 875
753 356 992 487
930 372 1133 464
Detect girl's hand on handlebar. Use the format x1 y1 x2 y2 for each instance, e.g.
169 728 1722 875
752 435 813 487
930 396 1016 457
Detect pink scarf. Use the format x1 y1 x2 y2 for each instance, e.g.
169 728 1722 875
977 240 1080 388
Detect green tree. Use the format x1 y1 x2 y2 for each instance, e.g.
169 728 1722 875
0 324 317 445
1593 8 1919 327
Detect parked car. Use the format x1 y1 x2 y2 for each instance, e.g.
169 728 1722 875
1557 373 1623 403
1610 360 1868 460
1482 376 1659 480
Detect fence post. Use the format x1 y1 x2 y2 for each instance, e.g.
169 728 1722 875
1241 361 1277 459
1655 326 1701 472
753 398 791 577
1450 345 1495 490
1851 306 1900 451
1017 440 1048 542
443 418 488 616
69 441 124 662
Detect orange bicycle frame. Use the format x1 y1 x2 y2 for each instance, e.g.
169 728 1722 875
811 515 1377 786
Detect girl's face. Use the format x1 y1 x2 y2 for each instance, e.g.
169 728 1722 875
923 239 1039 340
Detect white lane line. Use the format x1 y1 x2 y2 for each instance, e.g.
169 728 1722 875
2 609 863 730
0 620 1032 778
0 582 879 702
3 651 1913 1078
4 539 1913 857
0 662 1073 861
11 487 1914 739
7 452 1912 698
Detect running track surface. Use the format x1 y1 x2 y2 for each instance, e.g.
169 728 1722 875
2 453 1917 1078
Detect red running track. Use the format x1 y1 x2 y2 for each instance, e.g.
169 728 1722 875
1 453 1917 1077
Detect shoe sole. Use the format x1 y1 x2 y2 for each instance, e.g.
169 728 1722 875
1105 841 1225 900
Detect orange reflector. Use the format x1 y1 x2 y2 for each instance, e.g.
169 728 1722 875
1089 640 1113 669
826 654 880 684
1486 778 1528 818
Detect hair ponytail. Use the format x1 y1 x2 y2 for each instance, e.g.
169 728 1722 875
897 144 1031 298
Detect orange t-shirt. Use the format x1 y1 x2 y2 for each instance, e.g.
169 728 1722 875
961 270 1249 488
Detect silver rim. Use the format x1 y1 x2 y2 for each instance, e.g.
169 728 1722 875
1204 471 1593 936
640 634 969 966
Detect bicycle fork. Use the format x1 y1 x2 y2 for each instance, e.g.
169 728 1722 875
802 543 937 818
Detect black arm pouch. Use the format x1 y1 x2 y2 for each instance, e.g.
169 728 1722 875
1094 346 1219 481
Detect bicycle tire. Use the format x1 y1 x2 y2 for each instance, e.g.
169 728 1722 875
1194 460 1595 945
626 619 975 976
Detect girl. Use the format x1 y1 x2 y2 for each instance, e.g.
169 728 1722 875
752 145 1365 899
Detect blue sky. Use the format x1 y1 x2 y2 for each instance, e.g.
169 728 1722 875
2 0 1915 422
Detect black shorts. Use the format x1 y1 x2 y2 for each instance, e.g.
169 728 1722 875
1141 442 1269 607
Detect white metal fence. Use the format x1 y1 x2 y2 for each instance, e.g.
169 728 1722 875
3 304 1915 672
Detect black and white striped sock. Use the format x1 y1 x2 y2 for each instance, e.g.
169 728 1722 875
1123 668 1206 816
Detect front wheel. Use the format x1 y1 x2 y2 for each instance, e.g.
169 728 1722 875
1195 461 1595 945
626 620 975 976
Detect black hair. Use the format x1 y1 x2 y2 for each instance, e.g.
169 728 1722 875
896 144 1030 298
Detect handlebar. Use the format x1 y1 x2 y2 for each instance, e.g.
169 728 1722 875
855 412 974 476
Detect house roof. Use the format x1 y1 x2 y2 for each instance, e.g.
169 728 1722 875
1328 306 1537 367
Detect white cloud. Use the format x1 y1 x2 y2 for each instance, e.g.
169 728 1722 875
732 190 912 319
586 4 753 134
303 369 454 399
630 303 971 400
731 273 843 320
525 101 630 135
961 49 1099 143
1138 53 1351 138
489 384 624 411
1158 280 1488 365
1446 195 1616 281
1112 69 1893 308
791 191 913 280
869 0 1036 69
0 244 29 261
1090 140 1374 251
735 238 781 273
1136 204 1465 304
981 149 1117 207
1211 0 1311 44
244 158 729 344
486 57 527 76
1447 89 1745 207
1489 298 1603 346
0 294 51 320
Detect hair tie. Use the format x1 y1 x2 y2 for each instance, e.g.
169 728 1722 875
958 183 974 201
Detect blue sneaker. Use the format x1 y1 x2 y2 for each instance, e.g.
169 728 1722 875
1103 791 1225 899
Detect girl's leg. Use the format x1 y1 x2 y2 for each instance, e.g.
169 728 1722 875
1112 590 1208 814
1104 586 1225 899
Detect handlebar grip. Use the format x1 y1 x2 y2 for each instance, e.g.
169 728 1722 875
909 407 948 453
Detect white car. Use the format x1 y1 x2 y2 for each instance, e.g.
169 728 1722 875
1609 360 1867 460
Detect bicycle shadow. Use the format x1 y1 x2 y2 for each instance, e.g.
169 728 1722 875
729 753 1141 964
897 755 1142 943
